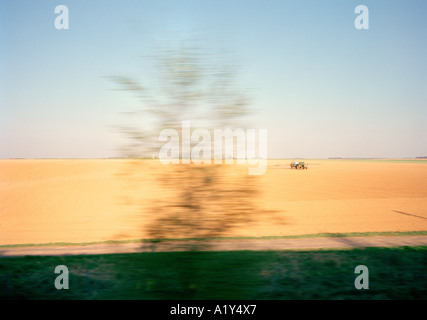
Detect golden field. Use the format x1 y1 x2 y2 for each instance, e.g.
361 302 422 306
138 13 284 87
0 159 426 246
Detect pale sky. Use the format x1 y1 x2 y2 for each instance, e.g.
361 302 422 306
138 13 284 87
1 0 426 159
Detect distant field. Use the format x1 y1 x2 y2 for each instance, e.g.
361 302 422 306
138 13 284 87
274 158 427 163
1 159 426 246
323 159 427 164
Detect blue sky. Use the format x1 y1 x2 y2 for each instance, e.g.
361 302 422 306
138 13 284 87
1 0 426 158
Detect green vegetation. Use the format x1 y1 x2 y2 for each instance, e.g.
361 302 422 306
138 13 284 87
1 246 426 300
2 231 426 249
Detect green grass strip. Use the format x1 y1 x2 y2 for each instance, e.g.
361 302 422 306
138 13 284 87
1 246 426 299
1 231 426 249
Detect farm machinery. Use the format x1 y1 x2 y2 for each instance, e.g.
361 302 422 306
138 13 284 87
290 161 307 170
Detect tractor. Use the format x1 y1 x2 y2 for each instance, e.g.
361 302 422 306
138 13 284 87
290 161 307 170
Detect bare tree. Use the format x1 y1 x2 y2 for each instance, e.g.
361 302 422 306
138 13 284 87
110 40 274 250
108 39 283 297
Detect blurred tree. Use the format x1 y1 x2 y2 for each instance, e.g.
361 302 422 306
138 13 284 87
109 40 270 244
109 38 280 297
109 41 250 159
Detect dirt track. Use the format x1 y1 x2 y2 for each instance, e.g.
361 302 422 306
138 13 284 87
1 159 426 246
1 235 427 257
